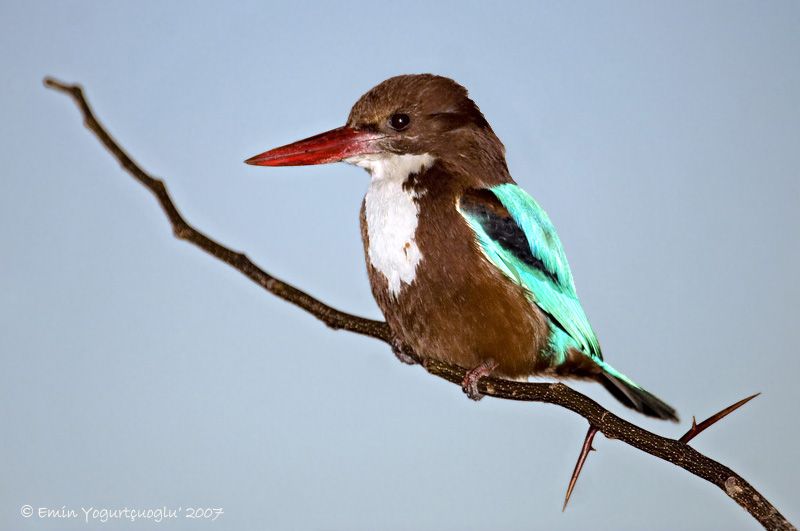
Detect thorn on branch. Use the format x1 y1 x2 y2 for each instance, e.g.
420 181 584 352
679 393 760 444
563 425 599 511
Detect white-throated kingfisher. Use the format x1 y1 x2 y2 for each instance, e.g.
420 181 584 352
246 74 678 421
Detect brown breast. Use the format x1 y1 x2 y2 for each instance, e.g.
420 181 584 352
359 165 551 379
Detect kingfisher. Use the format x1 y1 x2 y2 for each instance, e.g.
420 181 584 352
245 74 678 421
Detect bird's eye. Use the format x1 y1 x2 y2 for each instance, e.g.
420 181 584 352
389 113 411 131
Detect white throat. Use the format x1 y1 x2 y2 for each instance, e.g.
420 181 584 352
345 153 435 297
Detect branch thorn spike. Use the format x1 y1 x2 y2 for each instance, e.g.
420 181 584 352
679 393 760 444
563 425 599 512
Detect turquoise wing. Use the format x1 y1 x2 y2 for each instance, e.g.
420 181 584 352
457 183 601 363
458 184 680 422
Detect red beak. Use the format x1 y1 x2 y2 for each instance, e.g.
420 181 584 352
244 126 384 166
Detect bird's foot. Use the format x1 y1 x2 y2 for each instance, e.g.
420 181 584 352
461 359 499 401
391 336 417 365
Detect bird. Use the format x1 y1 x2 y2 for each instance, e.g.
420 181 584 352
245 74 678 421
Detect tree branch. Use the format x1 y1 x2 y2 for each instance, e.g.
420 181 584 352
43 77 795 531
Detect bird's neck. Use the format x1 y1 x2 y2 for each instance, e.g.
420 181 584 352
345 152 436 182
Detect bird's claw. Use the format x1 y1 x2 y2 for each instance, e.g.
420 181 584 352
462 376 484 401
391 337 417 365
461 359 499 401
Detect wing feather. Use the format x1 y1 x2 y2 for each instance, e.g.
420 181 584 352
458 184 601 360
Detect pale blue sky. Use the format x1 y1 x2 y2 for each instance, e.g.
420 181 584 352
1 1 798 530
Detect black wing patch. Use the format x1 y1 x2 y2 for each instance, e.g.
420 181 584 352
459 188 560 286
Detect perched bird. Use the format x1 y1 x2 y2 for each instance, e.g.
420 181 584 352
246 74 678 421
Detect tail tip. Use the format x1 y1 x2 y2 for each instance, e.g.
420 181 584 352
600 373 679 422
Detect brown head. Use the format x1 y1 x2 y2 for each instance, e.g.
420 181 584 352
245 74 507 178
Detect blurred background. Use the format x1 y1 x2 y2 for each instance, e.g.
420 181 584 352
1 1 798 530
